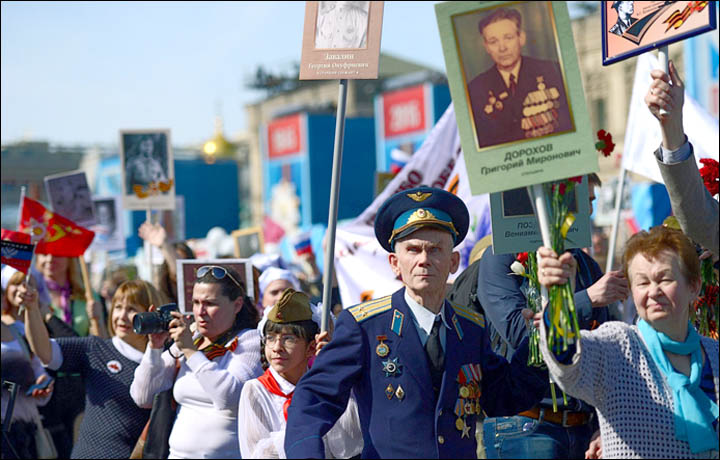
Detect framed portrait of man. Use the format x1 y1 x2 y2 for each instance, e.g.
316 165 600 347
175 258 255 313
299 1 384 80
44 170 96 228
436 1 597 195
602 1 716 65
89 196 125 252
231 227 264 258
489 175 592 255
119 129 176 211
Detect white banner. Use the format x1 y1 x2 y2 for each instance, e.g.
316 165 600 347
335 104 492 307
622 53 719 184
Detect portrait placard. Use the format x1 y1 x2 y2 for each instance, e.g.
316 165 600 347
89 196 125 252
489 176 592 255
602 1 716 65
436 1 597 195
299 1 384 80
119 129 176 210
176 258 255 313
44 170 96 228
231 227 264 258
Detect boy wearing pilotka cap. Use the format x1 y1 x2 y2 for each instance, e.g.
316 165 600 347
238 289 363 458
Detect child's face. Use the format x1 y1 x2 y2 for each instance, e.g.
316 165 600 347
264 327 314 379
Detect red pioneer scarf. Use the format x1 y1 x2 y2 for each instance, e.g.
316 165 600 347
257 368 293 421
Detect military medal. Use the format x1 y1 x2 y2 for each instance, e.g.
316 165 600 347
385 383 395 400
375 335 389 358
455 417 465 431
382 357 402 377
461 422 471 439
459 386 470 398
395 385 405 400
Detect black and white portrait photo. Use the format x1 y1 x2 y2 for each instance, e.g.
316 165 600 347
315 1 370 49
44 170 96 227
90 196 125 252
119 129 175 210
232 227 264 258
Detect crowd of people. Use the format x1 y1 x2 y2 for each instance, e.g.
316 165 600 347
1 57 717 460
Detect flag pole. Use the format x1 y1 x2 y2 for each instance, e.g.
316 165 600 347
320 78 348 333
658 45 669 116
605 168 628 273
16 186 36 312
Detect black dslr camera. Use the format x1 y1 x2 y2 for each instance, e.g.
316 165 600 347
133 303 178 335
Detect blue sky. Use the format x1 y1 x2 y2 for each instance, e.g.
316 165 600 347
1 1 591 146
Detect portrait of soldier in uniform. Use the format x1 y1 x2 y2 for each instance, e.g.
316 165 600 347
609 1 636 36
459 4 574 149
314 1 370 49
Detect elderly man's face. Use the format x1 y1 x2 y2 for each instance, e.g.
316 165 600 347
482 18 526 72
389 227 459 298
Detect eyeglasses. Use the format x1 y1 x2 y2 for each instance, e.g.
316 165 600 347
196 265 243 289
265 333 300 348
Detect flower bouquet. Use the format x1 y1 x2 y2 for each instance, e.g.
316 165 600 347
693 158 719 339
510 252 544 367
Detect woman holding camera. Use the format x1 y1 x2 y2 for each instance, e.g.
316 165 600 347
23 279 167 458
130 265 263 459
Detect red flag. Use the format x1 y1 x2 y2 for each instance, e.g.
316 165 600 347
18 197 95 257
1 228 34 273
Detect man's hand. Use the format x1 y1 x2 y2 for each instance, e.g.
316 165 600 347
644 60 685 151
586 270 630 308
585 429 602 459
139 221 167 248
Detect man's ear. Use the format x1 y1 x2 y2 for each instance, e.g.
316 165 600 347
450 251 460 275
519 29 527 47
388 253 401 277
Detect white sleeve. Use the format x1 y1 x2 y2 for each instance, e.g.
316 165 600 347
325 393 364 459
539 321 627 409
46 339 63 370
129 343 177 409
238 380 285 459
185 330 262 411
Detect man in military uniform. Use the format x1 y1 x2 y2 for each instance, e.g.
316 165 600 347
285 186 547 458
467 7 573 148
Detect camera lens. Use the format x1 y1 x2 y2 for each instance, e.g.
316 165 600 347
132 312 165 335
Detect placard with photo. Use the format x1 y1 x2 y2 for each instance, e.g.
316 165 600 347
602 1 716 65
89 196 125 252
231 227 264 258
489 175 592 255
44 170 96 228
175 259 255 313
436 1 597 195
300 1 384 80
119 129 176 210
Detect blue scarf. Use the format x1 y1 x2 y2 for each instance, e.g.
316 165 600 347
638 319 719 453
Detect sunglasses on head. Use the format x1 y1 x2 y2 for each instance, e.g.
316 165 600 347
196 265 243 289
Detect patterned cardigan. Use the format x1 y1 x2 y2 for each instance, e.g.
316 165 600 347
540 320 719 459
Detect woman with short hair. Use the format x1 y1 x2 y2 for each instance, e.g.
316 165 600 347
529 225 719 458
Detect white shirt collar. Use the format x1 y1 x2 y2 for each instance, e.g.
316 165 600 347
269 364 297 394
111 336 144 363
498 58 522 89
404 290 450 338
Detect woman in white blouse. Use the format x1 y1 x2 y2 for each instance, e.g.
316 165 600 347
238 289 362 458
130 265 263 459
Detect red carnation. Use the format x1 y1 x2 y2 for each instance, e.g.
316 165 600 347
516 252 529 265
595 129 615 157
699 158 719 197
569 176 583 184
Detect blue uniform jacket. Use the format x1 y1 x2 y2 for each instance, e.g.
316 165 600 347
285 288 547 459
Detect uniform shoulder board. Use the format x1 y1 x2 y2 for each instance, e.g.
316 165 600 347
348 296 392 322
451 303 485 328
